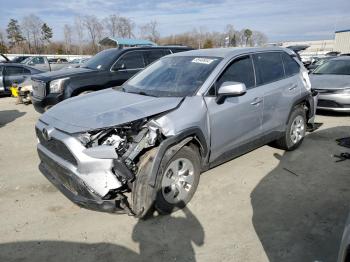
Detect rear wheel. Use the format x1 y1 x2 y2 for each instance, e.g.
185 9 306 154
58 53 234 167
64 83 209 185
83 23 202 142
275 106 306 151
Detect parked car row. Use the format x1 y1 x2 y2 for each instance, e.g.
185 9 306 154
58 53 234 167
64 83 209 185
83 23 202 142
34 46 318 218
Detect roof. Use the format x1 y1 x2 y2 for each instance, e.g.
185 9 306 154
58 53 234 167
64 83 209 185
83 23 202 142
171 47 293 58
335 29 350 34
99 37 156 47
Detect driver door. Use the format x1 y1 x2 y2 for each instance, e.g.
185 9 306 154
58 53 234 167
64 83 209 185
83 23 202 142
204 55 264 164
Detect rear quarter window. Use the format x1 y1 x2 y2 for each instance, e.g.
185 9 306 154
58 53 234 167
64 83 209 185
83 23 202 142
282 52 300 77
253 52 285 85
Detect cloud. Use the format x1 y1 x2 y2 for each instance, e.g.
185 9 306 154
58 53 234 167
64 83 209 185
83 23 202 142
0 0 349 42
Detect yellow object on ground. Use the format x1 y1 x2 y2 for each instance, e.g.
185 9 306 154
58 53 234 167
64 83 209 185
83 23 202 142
10 87 19 97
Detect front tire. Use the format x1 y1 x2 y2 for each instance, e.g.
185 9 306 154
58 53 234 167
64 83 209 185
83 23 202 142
132 145 201 218
155 145 201 214
275 106 306 151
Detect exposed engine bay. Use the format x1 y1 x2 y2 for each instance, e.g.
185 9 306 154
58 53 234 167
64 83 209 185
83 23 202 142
78 118 162 200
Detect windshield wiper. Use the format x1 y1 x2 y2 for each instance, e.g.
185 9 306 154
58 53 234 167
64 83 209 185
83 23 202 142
126 90 157 97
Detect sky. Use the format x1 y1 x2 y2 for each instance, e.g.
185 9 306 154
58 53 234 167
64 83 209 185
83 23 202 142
1 0 350 42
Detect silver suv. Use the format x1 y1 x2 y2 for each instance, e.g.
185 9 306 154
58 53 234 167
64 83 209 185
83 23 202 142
36 47 317 217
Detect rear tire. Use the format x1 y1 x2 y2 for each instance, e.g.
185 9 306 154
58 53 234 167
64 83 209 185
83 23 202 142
275 106 306 151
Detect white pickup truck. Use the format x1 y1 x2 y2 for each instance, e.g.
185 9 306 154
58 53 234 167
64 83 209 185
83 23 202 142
20 56 70 72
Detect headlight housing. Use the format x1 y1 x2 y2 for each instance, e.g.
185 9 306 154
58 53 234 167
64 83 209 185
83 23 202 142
49 78 69 93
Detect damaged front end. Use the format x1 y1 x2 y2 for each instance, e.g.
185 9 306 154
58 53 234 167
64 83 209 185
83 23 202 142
36 117 162 215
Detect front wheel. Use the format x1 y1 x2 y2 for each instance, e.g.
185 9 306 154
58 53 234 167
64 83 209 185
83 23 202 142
275 106 306 151
155 145 201 214
132 145 201 217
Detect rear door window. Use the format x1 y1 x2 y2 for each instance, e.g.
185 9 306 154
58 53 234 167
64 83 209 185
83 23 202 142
143 50 168 65
253 52 285 85
282 52 300 77
216 55 255 89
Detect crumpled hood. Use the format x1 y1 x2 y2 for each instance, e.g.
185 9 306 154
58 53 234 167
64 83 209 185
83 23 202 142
310 74 350 90
40 88 183 133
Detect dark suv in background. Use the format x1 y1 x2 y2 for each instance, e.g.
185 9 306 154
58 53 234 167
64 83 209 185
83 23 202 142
31 46 192 113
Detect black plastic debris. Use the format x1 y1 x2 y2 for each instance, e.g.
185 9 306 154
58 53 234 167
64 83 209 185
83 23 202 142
336 137 350 149
334 153 350 162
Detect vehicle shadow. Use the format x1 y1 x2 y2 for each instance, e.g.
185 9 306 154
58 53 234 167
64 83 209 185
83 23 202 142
0 110 26 128
251 126 350 262
0 207 204 262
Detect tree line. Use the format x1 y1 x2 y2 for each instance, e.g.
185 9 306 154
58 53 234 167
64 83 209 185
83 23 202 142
0 14 268 55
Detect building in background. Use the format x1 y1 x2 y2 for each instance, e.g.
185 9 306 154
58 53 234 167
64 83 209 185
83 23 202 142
334 29 350 54
99 37 156 48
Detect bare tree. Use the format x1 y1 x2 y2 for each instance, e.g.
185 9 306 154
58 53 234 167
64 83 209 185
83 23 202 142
252 31 268 46
0 29 7 53
83 15 104 53
117 17 134 38
74 16 85 55
139 20 160 43
104 14 119 37
63 24 73 53
21 14 43 53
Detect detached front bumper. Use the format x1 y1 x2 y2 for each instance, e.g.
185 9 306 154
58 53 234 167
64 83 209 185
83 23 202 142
35 121 132 214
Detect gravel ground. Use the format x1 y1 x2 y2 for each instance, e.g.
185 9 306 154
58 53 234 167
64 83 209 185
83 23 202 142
0 96 349 262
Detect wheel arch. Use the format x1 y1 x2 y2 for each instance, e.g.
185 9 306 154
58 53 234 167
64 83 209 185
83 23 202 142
147 127 209 187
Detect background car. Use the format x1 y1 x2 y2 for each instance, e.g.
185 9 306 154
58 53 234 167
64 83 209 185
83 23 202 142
0 63 43 95
31 46 192 113
307 56 335 72
310 56 350 112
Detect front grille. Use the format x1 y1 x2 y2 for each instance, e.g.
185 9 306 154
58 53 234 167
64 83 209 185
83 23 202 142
318 99 343 108
32 80 46 99
36 128 78 166
38 150 93 198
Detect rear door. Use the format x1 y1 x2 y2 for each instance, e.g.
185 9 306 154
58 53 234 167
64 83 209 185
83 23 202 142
205 55 264 163
252 52 298 133
109 51 145 87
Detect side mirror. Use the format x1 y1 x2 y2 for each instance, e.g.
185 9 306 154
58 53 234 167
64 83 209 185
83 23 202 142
114 63 126 72
216 81 247 104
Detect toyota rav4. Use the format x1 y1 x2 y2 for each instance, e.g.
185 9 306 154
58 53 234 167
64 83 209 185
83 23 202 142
35 47 318 217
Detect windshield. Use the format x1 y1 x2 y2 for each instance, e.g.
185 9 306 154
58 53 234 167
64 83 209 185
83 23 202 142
120 56 222 97
315 58 332 66
82 49 119 70
313 60 350 75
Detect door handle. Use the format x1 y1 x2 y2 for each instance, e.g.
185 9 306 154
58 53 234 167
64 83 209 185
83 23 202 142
251 97 263 105
289 84 298 90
